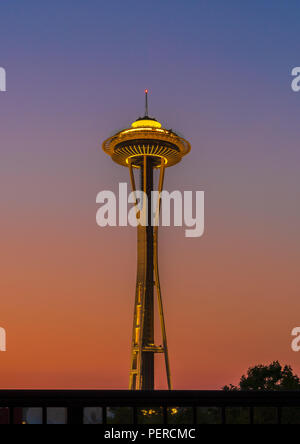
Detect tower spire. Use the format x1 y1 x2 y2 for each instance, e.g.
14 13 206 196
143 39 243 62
145 89 149 117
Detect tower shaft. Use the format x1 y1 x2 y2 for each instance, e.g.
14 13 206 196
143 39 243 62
129 156 171 390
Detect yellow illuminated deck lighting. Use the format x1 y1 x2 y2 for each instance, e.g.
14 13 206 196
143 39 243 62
102 91 191 391
131 118 162 129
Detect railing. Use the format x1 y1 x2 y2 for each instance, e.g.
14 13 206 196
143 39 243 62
0 390 300 424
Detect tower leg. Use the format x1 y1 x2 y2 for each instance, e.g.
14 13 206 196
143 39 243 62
154 160 172 390
129 157 154 390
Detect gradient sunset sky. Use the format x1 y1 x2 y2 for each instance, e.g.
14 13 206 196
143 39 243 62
1 0 300 389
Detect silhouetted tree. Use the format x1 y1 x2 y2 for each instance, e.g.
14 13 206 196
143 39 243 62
223 361 300 424
223 361 300 391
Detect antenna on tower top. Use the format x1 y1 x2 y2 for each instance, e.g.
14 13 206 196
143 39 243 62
144 89 149 117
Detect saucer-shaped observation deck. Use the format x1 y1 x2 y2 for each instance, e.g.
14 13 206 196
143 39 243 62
102 116 191 168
